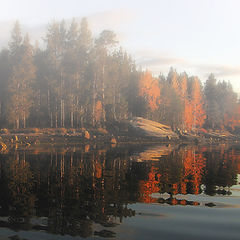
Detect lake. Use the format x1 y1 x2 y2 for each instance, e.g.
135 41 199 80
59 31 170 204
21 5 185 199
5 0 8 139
0 143 240 240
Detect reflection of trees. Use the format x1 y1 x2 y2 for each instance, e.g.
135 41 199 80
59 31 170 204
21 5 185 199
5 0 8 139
157 150 184 195
0 146 136 237
0 144 238 235
0 151 36 230
134 147 206 202
203 148 238 196
134 145 238 204
36 147 136 237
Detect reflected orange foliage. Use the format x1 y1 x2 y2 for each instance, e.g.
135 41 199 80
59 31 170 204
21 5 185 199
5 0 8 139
95 161 102 179
182 149 206 194
95 100 102 123
138 148 207 204
138 166 160 203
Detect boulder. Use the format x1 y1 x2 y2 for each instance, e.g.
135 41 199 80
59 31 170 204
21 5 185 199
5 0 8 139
129 117 178 139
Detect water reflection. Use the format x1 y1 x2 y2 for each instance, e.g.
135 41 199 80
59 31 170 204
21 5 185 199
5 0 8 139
0 144 239 237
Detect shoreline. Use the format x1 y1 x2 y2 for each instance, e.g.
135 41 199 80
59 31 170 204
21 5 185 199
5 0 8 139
0 127 240 152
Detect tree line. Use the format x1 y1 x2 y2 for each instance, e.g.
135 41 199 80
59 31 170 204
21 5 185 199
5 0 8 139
0 19 239 131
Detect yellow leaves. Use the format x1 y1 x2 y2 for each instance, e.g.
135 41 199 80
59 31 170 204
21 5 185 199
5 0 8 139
182 78 206 131
184 99 193 130
139 71 161 111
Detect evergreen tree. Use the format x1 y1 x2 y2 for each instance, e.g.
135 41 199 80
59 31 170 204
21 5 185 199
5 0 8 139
8 31 36 128
45 20 67 127
204 74 221 129
0 49 10 126
0 19 239 131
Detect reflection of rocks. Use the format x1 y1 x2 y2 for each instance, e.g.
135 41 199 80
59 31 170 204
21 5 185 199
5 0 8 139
157 197 199 206
131 145 174 161
9 236 21 240
205 202 216 207
94 230 116 238
100 221 119 228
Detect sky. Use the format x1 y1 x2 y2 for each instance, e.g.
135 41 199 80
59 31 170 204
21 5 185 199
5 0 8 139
1 0 240 91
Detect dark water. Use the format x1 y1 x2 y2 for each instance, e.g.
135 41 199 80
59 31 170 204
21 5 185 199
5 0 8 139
0 143 240 240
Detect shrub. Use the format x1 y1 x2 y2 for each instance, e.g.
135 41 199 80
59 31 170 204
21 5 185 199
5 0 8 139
0 128 10 134
56 128 68 135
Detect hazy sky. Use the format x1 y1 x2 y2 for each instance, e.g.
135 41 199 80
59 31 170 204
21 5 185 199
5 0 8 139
1 0 240 91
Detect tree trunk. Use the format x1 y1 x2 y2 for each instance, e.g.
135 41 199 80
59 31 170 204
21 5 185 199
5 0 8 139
50 112 53 128
55 111 58 128
16 117 19 129
23 112 26 128
92 73 96 126
71 110 74 128
102 65 106 122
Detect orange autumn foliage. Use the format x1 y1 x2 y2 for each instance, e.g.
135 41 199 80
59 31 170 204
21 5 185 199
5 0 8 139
167 72 205 131
139 71 161 111
183 78 206 131
224 103 240 130
179 74 188 98
191 78 206 128
184 99 193 130
168 69 181 96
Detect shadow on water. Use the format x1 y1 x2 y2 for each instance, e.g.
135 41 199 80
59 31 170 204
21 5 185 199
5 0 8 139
0 143 239 238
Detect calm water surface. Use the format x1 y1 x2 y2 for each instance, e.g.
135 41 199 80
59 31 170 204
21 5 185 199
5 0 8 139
0 143 240 240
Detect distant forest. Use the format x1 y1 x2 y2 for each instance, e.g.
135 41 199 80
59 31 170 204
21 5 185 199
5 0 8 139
0 19 239 131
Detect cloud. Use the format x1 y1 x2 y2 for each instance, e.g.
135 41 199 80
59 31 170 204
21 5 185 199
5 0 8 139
133 50 240 86
77 8 137 43
193 64 240 79
192 64 240 91
132 49 190 75
137 56 187 67
87 8 138 41
0 21 14 48
134 49 187 66
88 8 137 30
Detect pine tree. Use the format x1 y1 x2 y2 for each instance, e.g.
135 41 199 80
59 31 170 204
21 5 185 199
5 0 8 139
204 74 220 129
92 30 118 126
64 19 80 128
45 20 67 127
8 30 36 128
189 77 205 130
0 49 10 126
77 18 93 126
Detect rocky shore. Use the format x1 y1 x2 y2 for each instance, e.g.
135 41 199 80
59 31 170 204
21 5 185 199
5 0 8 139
0 117 239 151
